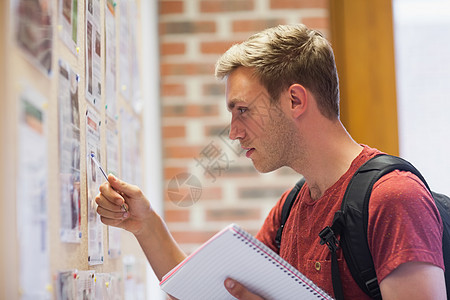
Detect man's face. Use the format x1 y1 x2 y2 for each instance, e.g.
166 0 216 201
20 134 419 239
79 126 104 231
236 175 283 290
226 67 297 173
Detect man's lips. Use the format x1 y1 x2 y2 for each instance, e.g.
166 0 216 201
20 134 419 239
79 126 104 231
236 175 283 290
242 147 255 158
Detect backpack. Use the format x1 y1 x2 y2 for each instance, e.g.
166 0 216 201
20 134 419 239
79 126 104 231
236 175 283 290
274 154 450 299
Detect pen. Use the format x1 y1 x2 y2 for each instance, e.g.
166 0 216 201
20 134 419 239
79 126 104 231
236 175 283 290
90 153 128 212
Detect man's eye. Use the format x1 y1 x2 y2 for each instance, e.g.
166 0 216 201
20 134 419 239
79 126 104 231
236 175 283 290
237 107 247 114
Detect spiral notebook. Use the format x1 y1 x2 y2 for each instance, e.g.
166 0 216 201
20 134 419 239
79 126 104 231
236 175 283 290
160 224 333 300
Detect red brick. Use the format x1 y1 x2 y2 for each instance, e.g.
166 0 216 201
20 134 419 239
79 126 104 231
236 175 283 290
159 20 216 35
163 104 220 118
216 164 261 179
187 104 219 117
200 40 240 54
163 104 187 117
163 167 189 180
160 42 186 56
161 83 186 97
302 17 329 30
164 186 223 202
159 1 184 14
164 209 190 222
205 207 261 222
198 186 223 200
270 0 328 9
200 0 254 13
203 82 225 96
160 62 215 76
164 145 203 159
204 124 231 139
232 19 286 33
238 185 289 199
171 230 216 244
162 125 186 139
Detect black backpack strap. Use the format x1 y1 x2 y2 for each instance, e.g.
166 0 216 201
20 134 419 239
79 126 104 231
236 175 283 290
321 154 426 300
319 225 345 300
275 177 306 248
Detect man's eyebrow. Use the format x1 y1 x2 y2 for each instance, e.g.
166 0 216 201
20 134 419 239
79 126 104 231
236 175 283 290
227 98 246 111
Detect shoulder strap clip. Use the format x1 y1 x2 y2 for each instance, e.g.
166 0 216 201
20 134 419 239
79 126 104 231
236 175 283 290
319 226 339 253
365 277 381 298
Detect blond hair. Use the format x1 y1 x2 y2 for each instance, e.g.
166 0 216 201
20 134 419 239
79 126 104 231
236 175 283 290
215 24 340 119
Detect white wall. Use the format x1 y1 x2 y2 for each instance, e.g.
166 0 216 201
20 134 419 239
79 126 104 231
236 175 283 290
141 0 166 299
393 0 450 195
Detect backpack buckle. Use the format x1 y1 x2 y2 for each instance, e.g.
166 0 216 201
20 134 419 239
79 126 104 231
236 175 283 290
319 226 339 252
365 277 381 298
274 224 284 248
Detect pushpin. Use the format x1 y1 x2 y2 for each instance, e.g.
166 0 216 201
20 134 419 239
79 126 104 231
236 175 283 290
42 102 49 109
121 84 127 91
45 284 53 292
106 281 110 288
76 47 80 54
57 25 62 32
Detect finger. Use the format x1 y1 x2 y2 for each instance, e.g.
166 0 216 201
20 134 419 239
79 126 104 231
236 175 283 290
98 181 126 207
97 205 128 220
99 215 127 227
224 278 263 300
95 192 125 213
107 174 142 198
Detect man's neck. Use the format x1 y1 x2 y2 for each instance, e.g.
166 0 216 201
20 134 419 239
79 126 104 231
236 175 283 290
293 121 363 200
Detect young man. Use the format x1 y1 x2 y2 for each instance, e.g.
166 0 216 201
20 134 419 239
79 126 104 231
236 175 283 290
96 24 446 299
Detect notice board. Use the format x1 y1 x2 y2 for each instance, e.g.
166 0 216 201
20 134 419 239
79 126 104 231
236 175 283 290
0 0 149 298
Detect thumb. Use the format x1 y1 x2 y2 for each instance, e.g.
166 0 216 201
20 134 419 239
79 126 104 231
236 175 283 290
224 278 263 300
107 174 141 198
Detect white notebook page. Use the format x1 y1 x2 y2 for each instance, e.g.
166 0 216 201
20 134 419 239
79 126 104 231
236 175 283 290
160 224 333 300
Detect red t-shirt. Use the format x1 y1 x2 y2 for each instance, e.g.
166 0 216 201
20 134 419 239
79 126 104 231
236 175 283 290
256 145 444 299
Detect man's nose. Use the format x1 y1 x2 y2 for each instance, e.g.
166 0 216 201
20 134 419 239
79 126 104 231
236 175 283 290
229 117 245 140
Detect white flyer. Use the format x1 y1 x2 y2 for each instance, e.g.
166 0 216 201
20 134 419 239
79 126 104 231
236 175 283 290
105 0 117 120
85 0 102 109
58 60 82 243
118 0 130 100
120 109 142 186
85 107 104 265
17 87 51 299
59 0 79 55
106 119 121 258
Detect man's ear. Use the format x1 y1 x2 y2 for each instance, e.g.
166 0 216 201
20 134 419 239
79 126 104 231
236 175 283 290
288 84 307 118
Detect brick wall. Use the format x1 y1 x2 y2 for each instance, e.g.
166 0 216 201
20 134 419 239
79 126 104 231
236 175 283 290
158 0 330 253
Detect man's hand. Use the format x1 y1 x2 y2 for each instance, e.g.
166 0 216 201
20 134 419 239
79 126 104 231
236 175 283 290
224 278 264 300
96 174 186 280
95 174 152 235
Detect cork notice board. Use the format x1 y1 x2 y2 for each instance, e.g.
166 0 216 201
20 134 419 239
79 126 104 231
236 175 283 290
0 0 149 298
